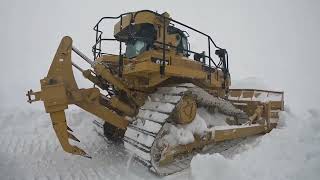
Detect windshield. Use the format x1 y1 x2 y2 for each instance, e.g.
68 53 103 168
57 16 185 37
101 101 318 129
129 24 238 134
181 37 189 56
125 40 147 59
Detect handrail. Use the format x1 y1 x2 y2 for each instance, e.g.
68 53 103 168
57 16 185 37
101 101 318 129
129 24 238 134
91 10 229 75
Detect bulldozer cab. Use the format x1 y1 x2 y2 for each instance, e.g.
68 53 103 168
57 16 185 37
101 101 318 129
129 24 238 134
121 23 157 59
111 12 190 59
122 24 190 59
92 10 226 74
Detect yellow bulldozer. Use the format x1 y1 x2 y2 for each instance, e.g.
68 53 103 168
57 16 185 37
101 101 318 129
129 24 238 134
26 10 284 175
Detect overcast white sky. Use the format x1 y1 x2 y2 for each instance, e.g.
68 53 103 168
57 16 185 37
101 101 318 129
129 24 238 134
1 0 319 112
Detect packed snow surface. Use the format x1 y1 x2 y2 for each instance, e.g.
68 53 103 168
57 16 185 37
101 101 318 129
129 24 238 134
1 106 319 180
0 79 320 179
191 109 320 180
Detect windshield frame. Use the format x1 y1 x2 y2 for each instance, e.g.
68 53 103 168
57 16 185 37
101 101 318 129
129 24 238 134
125 40 147 59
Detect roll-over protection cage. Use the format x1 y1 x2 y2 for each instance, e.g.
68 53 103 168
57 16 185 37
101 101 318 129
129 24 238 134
91 10 229 76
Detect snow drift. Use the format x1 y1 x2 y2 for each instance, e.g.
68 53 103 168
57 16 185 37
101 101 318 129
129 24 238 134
191 108 320 180
1 106 320 180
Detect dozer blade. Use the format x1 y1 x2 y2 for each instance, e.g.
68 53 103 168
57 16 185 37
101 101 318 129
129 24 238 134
122 84 284 176
229 89 284 119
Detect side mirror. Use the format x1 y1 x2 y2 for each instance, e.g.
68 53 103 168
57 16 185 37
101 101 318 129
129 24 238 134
193 51 205 62
194 53 201 61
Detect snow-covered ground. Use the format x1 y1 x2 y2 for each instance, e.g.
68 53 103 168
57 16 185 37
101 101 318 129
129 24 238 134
0 107 163 180
191 109 320 180
0 79 319 180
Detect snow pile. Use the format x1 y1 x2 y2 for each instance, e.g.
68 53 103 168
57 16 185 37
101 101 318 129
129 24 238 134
0 107 156 180
164 113 211 145
190 109 320 180
1 106 320 180
197 107 229 127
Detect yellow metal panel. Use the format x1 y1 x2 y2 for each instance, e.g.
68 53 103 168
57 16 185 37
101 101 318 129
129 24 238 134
40 82 68 113
214 125 268 142
123 61 159 75
165 65 207 79
114 13 133 35
114 11 166 35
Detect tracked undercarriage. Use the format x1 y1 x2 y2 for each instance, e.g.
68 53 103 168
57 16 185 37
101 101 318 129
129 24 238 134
26 10 284 176
93 83 282 175
123 83 244 175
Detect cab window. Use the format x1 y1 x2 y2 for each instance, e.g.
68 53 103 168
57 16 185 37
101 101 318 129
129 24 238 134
125 40 147 59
